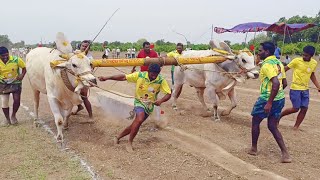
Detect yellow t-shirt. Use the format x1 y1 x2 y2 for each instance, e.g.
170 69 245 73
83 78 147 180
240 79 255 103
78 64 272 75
125 71 171 113
287 57 317 90
259 56 286 101
0 56 26 83
167 50 182 71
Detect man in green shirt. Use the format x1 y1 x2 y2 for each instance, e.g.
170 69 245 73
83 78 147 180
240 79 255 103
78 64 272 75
248 42 291 163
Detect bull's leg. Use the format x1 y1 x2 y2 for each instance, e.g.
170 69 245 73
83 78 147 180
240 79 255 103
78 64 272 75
62 109 73 130
172 84 183 110
207 86 220 121
48 98 64 142
221 88 237 116
33 90 41 127
195 87 209 112
33 90 40 119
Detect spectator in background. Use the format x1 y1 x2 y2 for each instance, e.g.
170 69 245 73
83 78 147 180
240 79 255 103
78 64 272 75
116 47 121 58
102 44 110 59
274 43 281 59
131 41 158 72
112 48 116 59
131 48 136 58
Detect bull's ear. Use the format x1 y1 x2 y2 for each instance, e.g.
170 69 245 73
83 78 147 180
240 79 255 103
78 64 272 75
219 42 232 54
55 32 73 54
209 40 219 49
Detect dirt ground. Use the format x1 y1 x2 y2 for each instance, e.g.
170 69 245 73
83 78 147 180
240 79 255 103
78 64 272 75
1 51 320 179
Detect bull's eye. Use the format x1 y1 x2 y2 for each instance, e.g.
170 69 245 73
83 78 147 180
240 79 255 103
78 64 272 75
72 64 77 68
242 59 246 63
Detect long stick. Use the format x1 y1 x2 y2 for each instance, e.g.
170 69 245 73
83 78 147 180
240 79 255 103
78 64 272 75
91 8 120 43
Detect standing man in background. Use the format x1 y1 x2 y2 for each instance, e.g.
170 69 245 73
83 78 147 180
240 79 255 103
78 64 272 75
72 40 93 118
274 43 281 60
166 43 183 86
131 41 158 73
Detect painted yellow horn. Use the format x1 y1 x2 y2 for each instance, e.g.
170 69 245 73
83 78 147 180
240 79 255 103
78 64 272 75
232 50 240 55
59 54 70 60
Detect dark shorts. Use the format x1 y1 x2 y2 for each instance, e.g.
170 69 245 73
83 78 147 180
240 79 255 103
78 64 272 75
290 89 309 109
251 98 285 119
0 83 22 94
134 106 149 120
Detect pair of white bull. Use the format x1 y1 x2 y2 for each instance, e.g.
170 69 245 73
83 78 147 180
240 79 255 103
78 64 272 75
26 33 258 142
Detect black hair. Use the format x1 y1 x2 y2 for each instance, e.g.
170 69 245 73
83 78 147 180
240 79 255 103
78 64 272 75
303 45 316 56
78 40 91 49
260 42 275 55
148 63 161 73
0 46 9 55
177 43 183 47
143 41 150 47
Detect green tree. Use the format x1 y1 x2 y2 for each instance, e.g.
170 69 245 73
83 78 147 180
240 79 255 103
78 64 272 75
136 38 148 47
0 35 12 48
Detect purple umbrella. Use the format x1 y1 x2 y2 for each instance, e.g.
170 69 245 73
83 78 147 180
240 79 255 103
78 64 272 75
214 22 271 34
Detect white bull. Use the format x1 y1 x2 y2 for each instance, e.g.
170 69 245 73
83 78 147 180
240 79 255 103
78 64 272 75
172 40 259 120
26 33 96 142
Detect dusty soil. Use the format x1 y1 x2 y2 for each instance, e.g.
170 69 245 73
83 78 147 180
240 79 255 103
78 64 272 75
1 51 320 179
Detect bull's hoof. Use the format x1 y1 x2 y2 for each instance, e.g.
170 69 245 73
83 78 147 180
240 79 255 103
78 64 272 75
211 116 221 122
172 105 178 111
56 135 63 143
34 121 41 128
221 110 230 116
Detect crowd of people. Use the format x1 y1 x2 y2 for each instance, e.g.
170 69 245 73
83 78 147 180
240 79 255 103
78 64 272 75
1 40 319 164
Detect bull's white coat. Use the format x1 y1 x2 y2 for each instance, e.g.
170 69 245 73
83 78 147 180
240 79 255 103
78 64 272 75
173 40 259 120
26 33 96 141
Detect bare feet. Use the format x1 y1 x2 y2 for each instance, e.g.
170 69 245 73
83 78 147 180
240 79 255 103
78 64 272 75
126 143 134 153
248 147 258 156
1 120 11 127
281 153 292 163
113 137 119 145
11 116 18 125
72 104 84 115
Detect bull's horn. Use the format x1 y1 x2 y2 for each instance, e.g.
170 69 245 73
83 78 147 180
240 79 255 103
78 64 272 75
212 48 230 55
232 50 240 55
59 54 70 60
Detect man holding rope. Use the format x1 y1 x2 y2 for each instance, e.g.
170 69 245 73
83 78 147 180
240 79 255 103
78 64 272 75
98 63 171 152
73 40 94 118
278 45 320 130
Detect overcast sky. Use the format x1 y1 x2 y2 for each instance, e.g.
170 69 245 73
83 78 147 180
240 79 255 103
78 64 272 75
1 0 319 45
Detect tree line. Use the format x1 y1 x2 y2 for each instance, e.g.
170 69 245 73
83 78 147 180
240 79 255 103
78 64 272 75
1 12 319 55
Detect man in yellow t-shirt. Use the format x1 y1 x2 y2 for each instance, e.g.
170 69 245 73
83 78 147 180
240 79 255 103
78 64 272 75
279 45 320 130
0 46 26 126
166 43 183 86
249 42 291 163
98 63 171 152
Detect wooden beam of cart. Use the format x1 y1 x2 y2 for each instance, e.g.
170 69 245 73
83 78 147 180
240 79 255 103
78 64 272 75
89 55 235 67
